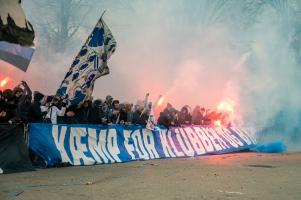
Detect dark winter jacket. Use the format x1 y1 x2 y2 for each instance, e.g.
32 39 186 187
28 92 46 123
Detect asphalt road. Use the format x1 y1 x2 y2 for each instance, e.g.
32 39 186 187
1 152 301 200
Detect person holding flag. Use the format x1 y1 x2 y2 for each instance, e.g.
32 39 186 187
57 12 116 106
146 94 163 131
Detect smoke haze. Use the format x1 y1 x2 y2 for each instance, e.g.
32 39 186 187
3 0 301 151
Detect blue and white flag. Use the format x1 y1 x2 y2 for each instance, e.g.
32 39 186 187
0 0 35 72
57 15 116 105
146 106 157 131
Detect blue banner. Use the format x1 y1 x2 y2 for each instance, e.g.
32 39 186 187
28 124 256 166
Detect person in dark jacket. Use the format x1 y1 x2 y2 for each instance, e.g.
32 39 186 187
139 109 150 125
0 91 6 122
16 81 32 123
178 106 192 126
104 95 113 109
76 100 93 124
118 104 128 124
110 100 120 124
132 105 149 125
100 102 110 125
1 89 19 123
192 106 205 125
28 91 46 123
125 103 134 124
89 99 103 124
157 103 178 128
0 92 11 123
61 104 77 124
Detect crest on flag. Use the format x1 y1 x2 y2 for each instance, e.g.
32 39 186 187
57 15 116 105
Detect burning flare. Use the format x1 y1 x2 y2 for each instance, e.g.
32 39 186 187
217 98 235 114
157 96 164 106
214 98 236 126
214 120 221 126
0 77 9 88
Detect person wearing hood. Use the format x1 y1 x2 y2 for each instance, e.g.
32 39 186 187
125 103 134 124
16 81 32 123
100 101 110 125
104 95 113 109
178 106 192 126
118 103 128 125
63 104 78 124
2 89 16 113
109 99 120 124
157 103 178 128
76 99 93 124
132 104 149 125
0 90 11 123
192 106 205 125
89 99 103 124
28 91 47 123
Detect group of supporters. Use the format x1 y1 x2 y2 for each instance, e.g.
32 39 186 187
0 81 231 127
157 103 231 127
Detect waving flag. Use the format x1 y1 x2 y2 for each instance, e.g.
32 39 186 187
57 15 116 105
146 107 157 131
146 95 162 130
0 0 35 72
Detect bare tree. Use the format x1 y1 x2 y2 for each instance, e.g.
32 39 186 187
24 0 99 53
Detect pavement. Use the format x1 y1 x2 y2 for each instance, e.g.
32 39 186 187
1 152 301 200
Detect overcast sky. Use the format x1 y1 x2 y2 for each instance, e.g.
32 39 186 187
19 0 252 107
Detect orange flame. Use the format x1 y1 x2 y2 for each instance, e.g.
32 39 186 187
0 77 9 88
214 120 221 126
157 96 164 106
217 98 235 114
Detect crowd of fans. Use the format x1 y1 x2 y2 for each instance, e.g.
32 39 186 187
0 81 232 128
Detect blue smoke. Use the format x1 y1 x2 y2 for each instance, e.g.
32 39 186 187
251 140 287 153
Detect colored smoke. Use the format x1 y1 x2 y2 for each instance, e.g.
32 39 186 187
6 0 300 152
251 140 287 153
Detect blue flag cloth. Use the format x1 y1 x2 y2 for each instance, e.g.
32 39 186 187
0 0 35 72
57 16 116 105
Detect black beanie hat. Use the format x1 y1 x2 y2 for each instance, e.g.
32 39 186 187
34 91 44 101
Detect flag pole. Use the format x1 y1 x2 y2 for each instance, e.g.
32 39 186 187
100 10 106 19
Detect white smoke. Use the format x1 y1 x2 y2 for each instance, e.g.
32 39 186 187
17 0 301 151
